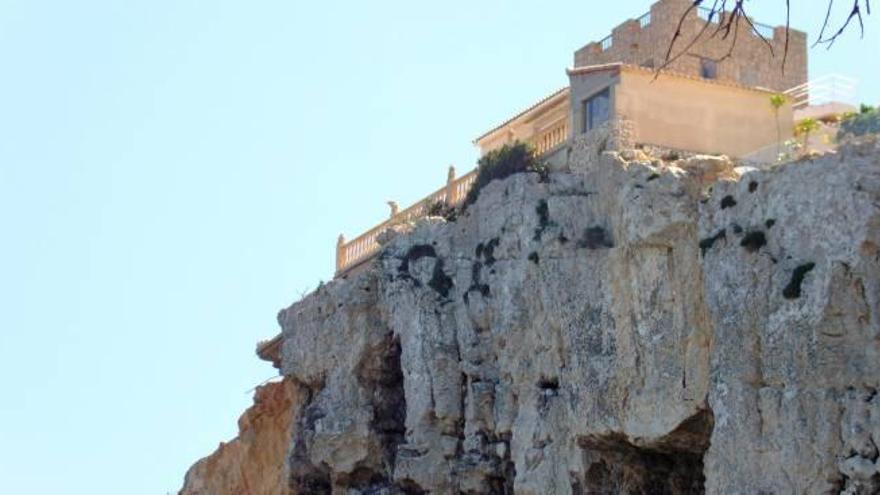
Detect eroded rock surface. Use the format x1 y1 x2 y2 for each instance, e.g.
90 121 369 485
180 378 300 495
183 139 880 494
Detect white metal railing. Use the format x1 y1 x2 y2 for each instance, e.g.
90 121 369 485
697 6 720 24
638 12 652 28
784 74 859 110
600 35 613 51
696 6 775 39
752 22 775 39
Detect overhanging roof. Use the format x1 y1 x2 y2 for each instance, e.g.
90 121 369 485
473 87 569 144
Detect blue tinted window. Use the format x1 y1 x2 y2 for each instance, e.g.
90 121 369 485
584 88 611 132
701 58 718 79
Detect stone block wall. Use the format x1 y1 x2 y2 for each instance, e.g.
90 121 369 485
573 0 807 92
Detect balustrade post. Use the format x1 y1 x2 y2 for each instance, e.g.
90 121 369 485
445 165 456 204
336 234 346 273
387 201 399 219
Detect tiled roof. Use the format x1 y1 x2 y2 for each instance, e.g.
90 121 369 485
473 87 569 144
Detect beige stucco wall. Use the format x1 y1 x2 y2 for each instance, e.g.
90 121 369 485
615 69 794 157
574 0 807 92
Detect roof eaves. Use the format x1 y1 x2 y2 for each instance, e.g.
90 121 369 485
473 87 570 144
565 62 624 77
618 64 780 94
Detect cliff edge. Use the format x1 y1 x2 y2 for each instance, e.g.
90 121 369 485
182 138 880 494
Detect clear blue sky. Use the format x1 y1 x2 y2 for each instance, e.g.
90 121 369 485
0 1 875 493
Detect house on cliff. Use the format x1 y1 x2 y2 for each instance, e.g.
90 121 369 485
257 0 855 366
475 0 808 165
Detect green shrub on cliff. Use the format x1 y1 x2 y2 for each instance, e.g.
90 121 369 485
838 104 880 140
463 142 548 208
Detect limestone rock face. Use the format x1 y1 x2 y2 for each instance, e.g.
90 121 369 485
179 378 300 495
183 139 880 494
279 141 880 494
699 141 880 495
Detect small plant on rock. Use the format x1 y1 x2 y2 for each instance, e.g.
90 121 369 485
838 104 880 141
463 142 548 208
769 93 787 156
426 200 458 221
795 117 820 154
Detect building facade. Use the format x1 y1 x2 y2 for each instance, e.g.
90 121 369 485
475 0 802 159
573 0 807 92
568 63 794 158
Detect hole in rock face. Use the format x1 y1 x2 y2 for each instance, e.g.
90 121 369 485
291 334 408 493
576 410 714 495
783 262 816 299
740 231 767 253
362 336 407 464
578 226 614 250
534 200 551 241
699 229 726 256
428 260 453 298
720 195 737 209
294 466 332 495
476 238 500 265
538 377 560 392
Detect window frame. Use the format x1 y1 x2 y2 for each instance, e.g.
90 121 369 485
700 58 718 80
583 87 612 134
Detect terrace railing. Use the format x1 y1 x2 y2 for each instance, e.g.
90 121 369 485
784 74 858 110
335 167 478 276
530 119 570 156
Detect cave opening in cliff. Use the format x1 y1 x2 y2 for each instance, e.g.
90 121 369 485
574 409 714 495
368 335 407 466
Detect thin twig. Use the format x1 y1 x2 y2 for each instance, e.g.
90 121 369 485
664 0 870 77
783 0 791 72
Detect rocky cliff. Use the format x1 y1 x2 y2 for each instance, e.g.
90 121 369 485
180 378 299 495
182 138 880 494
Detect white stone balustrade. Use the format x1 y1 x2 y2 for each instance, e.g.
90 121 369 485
335 167 478 276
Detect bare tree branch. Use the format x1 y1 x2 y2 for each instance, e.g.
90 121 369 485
661 0 871 74
815 1 867 48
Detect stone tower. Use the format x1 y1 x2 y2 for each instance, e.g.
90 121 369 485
573 0 808 92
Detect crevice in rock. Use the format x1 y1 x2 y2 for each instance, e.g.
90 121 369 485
740 231 767 253
395 478 428 495
399 245 437 274
534 200 554 241
289 385 333 495
577 409 714 494
428 259 453 298
538 377 560 392
699 229 726 256
464 260 491 304
783 262 816 299
322 333 407 494
578 226 614 250
720 195 737 209
476 238 500 266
